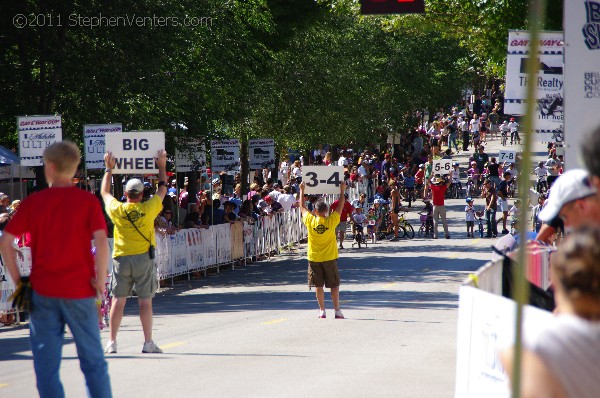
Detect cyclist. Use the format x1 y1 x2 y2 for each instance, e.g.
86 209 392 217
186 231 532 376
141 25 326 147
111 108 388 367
534 161 548 193
419 199 434 238
508 117 520 145
403 171 416 208
467 161 479 195
352 207 368 244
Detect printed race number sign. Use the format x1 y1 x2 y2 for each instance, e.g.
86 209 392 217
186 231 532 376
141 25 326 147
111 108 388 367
432 159 452 175
302 166 344 194
498 150 516 164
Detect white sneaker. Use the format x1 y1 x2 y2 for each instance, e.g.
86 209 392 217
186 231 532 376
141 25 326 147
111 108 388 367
142 340 163 353
318 310 326 319
335 310 345 319
104 341 117 354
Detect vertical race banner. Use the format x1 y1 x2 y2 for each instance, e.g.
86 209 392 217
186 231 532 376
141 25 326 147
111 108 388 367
84 124 122 169
17 115 62 166
210 139 240 173
175 139 206 172
564 1 600 169
504 31 564 142
248 139 275 170
104 131 165 174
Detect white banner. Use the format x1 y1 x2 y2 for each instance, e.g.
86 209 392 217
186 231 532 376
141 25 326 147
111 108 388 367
564 1 600 169
17 115 62 166
175 139 206 172
455 285 554 398
84 124 122 169
302 166 345 194
504 31 564 136
105 131 165 174
248 139 275 170
210 139 240 173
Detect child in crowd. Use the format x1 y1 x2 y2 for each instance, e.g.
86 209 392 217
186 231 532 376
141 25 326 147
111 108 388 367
465 197 476 238
509 200 520 233
452 162 462 194
366 207 378 242
414 164 425 198
420 199 434 238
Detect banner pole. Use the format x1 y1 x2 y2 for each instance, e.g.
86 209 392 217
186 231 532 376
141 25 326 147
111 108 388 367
513 1 546 397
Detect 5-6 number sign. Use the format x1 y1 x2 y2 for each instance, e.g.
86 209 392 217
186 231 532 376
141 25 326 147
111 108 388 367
302 166 345 194
433 159 452 175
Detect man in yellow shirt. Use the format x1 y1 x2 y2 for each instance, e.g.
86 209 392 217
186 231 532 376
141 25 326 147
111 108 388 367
300 181 346 319
101 149 168 354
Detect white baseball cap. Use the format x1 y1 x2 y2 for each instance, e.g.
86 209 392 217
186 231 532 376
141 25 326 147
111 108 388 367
539 169 597 222
125 178 144 193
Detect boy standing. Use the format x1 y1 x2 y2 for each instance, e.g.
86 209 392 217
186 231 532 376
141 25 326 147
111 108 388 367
0 141 112 397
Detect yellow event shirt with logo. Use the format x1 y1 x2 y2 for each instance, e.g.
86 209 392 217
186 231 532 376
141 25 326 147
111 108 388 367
107 195 163 257
302 211 340 262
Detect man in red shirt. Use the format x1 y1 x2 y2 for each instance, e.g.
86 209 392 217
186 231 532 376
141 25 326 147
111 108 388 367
0 141 112 397
430 173 452 239
330 193 354 249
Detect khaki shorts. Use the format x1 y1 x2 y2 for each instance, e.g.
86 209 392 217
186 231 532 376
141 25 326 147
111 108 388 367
112 253 157 299
336 221 348 234
308 260 340 289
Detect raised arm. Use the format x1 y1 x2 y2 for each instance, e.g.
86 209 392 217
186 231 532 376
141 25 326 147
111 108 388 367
299 182 308 215
101 152 116 206
155 149 168 201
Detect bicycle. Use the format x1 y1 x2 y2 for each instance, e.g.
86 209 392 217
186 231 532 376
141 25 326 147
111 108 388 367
535 176 548 194
397 212 414 239
501 130 508 146
417 213 433 238
448 179 462 199
475 210 485 238
352 222 367 249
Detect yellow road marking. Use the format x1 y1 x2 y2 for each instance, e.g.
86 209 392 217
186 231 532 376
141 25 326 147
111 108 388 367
340 300 353 304
448 253 459 259
473 238 481 244
0 384 8 388
160 342 185 349
262 318 288 325
383 282 396 288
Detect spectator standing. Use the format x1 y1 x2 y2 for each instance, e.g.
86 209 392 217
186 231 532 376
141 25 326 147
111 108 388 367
487 157 501 188
101 150 167 354
430 174 452 239
460 115 470 152
496 172 512 234
337 150 349 167
545 152 561 188
299 181 347 319
0 141 112 397
277 185 297 211
330 193 354 249
482 179 498 237
473 145 489 177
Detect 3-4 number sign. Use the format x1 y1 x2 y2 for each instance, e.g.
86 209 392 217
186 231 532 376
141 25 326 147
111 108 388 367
498 150 516 164
302 166 345 194
433 159 452 175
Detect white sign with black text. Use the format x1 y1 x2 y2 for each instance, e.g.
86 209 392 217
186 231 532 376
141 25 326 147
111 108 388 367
498 150 516 164
211 139 240 173
248 139 275 170
175 139 206 173
432 159 452 175
105 131 165 174
302 166 344 195
17 115 63 166
84 124 123 169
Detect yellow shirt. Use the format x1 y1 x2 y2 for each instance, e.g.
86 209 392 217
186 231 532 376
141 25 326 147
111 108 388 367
303 211 340 262
107 195 163 257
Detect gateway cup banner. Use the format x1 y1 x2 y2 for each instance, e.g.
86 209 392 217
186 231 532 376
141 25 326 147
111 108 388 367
504 31 564 142
17 115 63 166
84 124 123 169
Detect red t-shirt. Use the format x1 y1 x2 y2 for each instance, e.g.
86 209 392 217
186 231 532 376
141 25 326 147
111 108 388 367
5 187 107 299
331 200 354 221
430 184 448 206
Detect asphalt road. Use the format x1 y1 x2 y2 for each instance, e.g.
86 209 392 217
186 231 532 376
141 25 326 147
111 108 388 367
0 136 537 398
